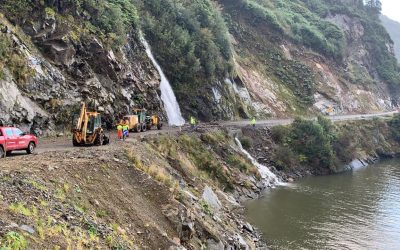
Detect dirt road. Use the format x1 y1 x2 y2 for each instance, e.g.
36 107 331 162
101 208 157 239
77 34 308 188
6 111 398 156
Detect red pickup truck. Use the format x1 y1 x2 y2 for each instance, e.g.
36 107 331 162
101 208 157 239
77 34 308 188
0 127 38 158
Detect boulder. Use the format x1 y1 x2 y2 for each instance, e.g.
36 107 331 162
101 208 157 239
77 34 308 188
207 239 224 250
20 225 35 234
202 186 222 212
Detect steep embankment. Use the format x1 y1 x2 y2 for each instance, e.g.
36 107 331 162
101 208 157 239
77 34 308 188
0 130 272 249
2 115 400 249
381 15 400 61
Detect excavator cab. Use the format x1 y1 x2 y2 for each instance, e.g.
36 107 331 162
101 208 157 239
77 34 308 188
86 114 101 134
72 103 109 146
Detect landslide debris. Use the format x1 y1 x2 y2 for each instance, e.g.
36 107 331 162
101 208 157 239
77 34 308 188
0 130 268 249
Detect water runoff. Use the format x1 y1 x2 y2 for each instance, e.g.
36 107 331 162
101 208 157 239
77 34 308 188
141 38 185 126
235 138 282 187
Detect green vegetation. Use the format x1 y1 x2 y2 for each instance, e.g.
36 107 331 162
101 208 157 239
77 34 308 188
239 136 253 150
0 32 33 84
299 0 400 86
227 154 257 175
381 15 400 61
271 117 336 171
126 149 179 190
140 0 233 104
272 116 400 173
200 200 214 216
147 132 260 191
9 202 34 217
178 134 234 190
389 114 400 142
0 0 33 23
224 0 318 107
0 0 139 48
0 232 28 250
238 0 346 59
362 18 400 85
79 0 139 46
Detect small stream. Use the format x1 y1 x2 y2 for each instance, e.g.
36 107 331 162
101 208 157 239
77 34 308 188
246 159 400 249
142 38 185 126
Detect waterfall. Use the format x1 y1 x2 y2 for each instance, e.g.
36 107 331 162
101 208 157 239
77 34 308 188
141 39 185 126
235 138 282 187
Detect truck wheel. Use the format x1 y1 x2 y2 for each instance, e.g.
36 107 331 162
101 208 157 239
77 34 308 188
94 134 103 146
72 137 80 147
27 142 35 154
0 147 5 158
134 124 141 133
157 123 163 130
141 124 147 132
103 135 110 145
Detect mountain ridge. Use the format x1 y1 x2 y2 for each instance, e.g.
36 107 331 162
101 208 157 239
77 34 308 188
381 14 400 61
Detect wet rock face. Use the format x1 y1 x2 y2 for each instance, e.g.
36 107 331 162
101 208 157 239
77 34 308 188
1 14 164 131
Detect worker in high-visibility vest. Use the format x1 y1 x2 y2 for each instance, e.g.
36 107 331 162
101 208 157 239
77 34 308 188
117 123 123 141
251 117 256 128
122 121 129 141
190 116 196 129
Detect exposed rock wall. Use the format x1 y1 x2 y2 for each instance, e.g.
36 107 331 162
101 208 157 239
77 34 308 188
0 13 163 133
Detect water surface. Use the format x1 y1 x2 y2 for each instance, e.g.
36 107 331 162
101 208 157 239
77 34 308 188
246 159 400 249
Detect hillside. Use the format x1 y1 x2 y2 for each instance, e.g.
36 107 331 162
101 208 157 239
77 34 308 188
2 116 400 249
381 15 400 61
0 0 400 131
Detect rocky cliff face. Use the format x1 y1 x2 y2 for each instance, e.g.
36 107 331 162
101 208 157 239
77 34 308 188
217 0 398 117
1 0 399 130
0 10 163 133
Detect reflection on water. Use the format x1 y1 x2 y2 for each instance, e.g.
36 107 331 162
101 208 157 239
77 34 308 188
246 159 400 249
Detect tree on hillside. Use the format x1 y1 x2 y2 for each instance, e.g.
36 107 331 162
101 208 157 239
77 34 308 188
364 0 382 14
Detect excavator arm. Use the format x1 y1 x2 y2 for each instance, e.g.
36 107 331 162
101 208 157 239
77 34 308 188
74 102 88 143
76 102 86 130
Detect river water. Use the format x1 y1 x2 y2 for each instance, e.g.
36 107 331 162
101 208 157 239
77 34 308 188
246 159 400 249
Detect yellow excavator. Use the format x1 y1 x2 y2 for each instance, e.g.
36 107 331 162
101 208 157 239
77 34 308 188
123 109 162 132
72 102 109 146
146 115 163 130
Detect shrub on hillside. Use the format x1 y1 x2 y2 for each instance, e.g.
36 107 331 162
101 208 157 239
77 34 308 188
389 114 400 142
271 125 290 144
272 145 297 171
0 34 34 84
239 136 253 150
290 118 334 169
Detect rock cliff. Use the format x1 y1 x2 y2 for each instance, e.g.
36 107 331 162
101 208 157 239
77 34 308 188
0 5 163 133
1 0 399 130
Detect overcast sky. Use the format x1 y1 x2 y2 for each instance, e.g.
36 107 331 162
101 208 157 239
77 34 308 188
381 0 400 23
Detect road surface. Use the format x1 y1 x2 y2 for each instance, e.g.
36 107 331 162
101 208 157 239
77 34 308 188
6 111 399 156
